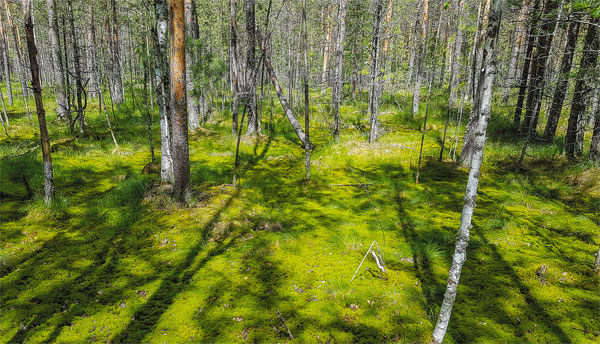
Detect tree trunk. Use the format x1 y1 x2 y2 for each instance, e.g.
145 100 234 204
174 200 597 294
45 0 68 118
590 107 600 162
0 11 12 106
256 27 309 147
4 0 31 118
244 0 258 134
502 0 530 104
432 0 502 341
302 0 310 180
514 0 540 126
411 0 428 116
68 0 86 136
108 0 124 104
170 0 191 201
185 0 200 131
521 0 559 134
230 0 240 135
368 0 385 143
154 0 174 184
320 2 332 95
543 17 580 141
448 0 464 110
566 18 599 158
331 0 347 141
23 0 55 204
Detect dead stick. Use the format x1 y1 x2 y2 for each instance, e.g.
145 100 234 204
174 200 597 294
276 309 293 339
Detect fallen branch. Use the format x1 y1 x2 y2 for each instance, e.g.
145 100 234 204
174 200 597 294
329 183 373 188
276 309 294 340
2 145 40 159
350 240 386 283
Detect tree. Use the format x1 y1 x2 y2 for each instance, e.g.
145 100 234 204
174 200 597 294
185 0 200 131
230 0 240 135
0 9 12 106
303 0 310 180
331 0 347 142
368 0 385 143
46 0 68 118
411 0 428 116
566 18 599 158
154 0 174 184
448 0 465 110
22 0 55 204
244 0 259 135
543 16 580 141
170 0 191 200
432 0 503 341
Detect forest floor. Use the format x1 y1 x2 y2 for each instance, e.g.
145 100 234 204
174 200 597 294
1 84 599 343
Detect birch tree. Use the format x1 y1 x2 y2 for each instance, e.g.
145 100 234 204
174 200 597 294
432 0 504 341
331 0 347 141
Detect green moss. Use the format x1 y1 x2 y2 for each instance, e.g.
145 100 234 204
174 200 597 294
1 84 599 343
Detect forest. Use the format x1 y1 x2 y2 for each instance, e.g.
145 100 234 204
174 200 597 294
0 0 599 342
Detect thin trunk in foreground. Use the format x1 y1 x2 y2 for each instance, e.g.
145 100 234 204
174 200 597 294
23 0 55 204
170 0 191 201
432 0 503 341
303 0 310 180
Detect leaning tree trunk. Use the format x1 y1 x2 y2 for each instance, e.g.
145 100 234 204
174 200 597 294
23 0 55 204
543 17 580 141
566 18 599 158
331 0 347 142
46 0 68 118
170 0 191 201
185 0 200 131
154 0 174 184
432 0 503 341
256 27 309 147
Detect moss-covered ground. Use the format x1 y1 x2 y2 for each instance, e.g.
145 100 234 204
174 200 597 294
1 83 599 343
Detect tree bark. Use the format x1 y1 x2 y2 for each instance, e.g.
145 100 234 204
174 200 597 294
543 17 580 141
45 0 68 118
108 0 124 104
514 0 540 126
303 0 310 180
448 0 464 110
185 0 200 131
244 0 258 134
230 0 240 135
154 0 174 184
67 0 86 136
0 10 12 106
368 0 385 143
170 0 191 201
320 2 332 95
23 0 55 204
590 107 600 162
566 18 599 158
502 0 530 104
411 0 428 116
331 0 347 142
4 0 31 118
521 0 559 134
432 0 503 341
